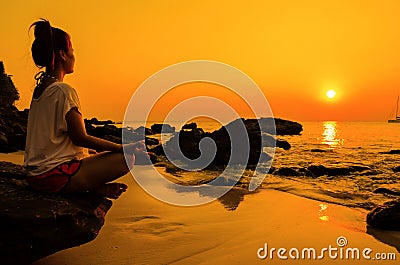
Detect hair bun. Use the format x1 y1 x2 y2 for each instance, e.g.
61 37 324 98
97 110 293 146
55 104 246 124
30 19 70 70
32 19 53 42
30 19 54 68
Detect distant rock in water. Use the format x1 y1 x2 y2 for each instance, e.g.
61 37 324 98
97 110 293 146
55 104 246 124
310 148 328 153
236 118 303 136
0 162 112 264
380 150 400 154
307 164 371 177
277 139 291 150
274 118 303 135
274 167 301 176
373 188 400 196
367 199 400 230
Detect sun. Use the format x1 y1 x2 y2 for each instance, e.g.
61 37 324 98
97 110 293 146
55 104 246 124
326 89 336 99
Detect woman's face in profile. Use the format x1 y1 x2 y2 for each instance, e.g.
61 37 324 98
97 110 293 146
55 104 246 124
64 41 75 74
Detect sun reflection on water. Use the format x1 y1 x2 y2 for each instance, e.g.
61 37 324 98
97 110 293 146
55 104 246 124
321 121 343 148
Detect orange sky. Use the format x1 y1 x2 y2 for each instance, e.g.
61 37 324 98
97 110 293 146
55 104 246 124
1 1 400 122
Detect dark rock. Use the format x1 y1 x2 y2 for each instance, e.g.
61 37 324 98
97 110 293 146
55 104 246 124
121 127 142 143
182 123 197 130
6 133 26 151
145 137 159 146
246 117 303 135
311 148 328 152
151 123 175 134
380 150 400 154
134 126 154 135
0 162 112 265
307 164 371 177
274 167 301 176
0 132 8 145
0 145 18 153
276 139 291 150
85 124 159 147
165 127 206 161
0 161 27 179
149 144 165 156
307 165 328 177
0 105 28 152
373 188 400 196
163 118 291 167
0 61 19 108
328 167 355 176
268 166 276 174
161 117 302 167
367 199 400 230
91 124 120 139
349 165 371 172
84 117 115 125
148 152 159 164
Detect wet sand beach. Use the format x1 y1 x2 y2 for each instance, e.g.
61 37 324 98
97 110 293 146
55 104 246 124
1 153 399 264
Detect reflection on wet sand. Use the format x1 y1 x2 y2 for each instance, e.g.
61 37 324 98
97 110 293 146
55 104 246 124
172 183 257 211
367 226 400 253
217 188 256 211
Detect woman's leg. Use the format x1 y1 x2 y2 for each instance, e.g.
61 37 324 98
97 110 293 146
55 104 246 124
64 152 134 196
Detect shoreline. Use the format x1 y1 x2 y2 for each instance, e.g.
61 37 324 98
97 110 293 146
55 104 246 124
32 174 399 264
1 153 399 264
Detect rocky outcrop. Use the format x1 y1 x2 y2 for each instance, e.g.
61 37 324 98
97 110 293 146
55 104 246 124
134 126 155 135
157 118 298 167
367 199 400 230
84 120 160 146
0 61 19 108
0 106 28 153
150 123 175 134
0 161 112 265
0 62 26 153
242 118 303 135
84 117 115 125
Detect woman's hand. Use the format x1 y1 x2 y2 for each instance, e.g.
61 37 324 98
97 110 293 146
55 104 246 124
88 149 98 155
123 141 146 154
123 141 153 165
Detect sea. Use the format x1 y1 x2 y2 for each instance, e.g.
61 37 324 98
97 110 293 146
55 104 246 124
124 120 400 210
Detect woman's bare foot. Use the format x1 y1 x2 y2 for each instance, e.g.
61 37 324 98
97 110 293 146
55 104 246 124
93 183 128 199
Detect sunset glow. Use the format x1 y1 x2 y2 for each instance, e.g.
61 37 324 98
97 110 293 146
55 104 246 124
1 1 400 122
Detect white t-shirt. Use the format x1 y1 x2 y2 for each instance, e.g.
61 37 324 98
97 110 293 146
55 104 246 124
24 82 88 176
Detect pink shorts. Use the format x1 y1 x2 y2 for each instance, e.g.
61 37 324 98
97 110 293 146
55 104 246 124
27 160 82 193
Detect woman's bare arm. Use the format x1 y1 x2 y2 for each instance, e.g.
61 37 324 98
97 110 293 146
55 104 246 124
66 107 123 152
